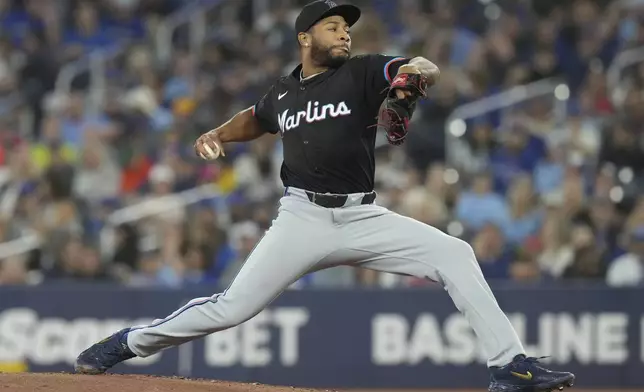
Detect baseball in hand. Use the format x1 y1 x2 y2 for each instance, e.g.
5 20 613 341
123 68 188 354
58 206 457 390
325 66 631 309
200 143 220 160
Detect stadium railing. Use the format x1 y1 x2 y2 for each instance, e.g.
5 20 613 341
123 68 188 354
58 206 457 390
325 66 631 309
154 0 222 65
607 44 644 106
443 78 570 173
53 0 223 114
0 184 228 262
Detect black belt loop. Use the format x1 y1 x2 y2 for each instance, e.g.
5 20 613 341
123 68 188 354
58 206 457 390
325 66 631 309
305 191 375 208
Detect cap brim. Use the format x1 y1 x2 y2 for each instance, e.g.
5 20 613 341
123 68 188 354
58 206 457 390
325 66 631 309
318 4 361 27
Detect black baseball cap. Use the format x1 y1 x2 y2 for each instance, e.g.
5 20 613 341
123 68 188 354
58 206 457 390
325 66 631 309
295 0 361 34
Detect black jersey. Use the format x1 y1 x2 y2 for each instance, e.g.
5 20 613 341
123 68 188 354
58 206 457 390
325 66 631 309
252 54 410 194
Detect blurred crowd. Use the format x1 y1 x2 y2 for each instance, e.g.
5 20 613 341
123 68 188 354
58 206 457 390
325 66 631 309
1 0 644 289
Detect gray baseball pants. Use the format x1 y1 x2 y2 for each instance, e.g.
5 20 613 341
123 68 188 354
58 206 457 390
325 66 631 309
127 187 524 367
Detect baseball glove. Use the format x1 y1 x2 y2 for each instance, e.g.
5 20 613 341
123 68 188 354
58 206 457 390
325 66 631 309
376 66 429 146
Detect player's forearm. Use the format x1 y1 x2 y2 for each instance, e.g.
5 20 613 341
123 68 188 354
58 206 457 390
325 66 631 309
407 57 440 85
213 107 265 143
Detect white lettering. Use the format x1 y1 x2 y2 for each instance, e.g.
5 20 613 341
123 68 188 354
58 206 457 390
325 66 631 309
273 308 309 366
285 115 296 131
444 314 477 364
305 101 315 123
333 102 351 117
205 307 310 367
321 103 333 119
241 312 271 367
596 313 628 364
205 329 238 366
32 318 67 365
556 313 593 364
371 312 632 367
0 308 158 366
277 101 352 133
314 102 324 121
0 309 33 362
371 314 408 365
408 314 444 365
277 109 289 133
297 111 306 128
538 313 556 361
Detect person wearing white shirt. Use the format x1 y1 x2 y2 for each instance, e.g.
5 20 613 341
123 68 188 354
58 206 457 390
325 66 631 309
606 227 644 287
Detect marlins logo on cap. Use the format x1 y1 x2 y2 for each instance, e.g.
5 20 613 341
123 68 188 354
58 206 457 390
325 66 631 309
295 0 361 33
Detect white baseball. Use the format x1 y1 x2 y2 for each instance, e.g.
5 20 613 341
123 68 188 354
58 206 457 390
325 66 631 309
200 144 220 160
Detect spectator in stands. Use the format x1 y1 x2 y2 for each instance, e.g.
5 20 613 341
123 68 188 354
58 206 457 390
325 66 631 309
548 103 601 165
73 137 121 206
505 175 543 244
472 223 513 280
153 222 188 287
490 126 546 194
606 226 644 287
184 205 226 273
218 221 261 289
533 144 565 196
560 168 587 219
128 250 162 287
143 163 186 224
42 92 114 151
599 122 644 174
63 1 114 60
0 35 16 96
455 171 510 231
74 244 112 281
0 0 643 289
562 222 608 280
47 236 109 281
181 243 208 285
111 223 140 273
0 255 29 285
424 163 453 207
462 120 497 175
575 197 620 259
104 0 147 41
398 187 449 230
536 213 574 278
509 250 542 283
20 28 59 138
40 141 75 201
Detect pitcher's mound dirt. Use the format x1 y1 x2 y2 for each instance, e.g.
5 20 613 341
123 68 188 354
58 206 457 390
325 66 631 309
0 373 323 392
0 373 634 392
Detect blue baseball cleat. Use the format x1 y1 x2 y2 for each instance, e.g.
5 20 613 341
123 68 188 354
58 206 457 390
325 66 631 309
488 355 575 392
74 328 136 374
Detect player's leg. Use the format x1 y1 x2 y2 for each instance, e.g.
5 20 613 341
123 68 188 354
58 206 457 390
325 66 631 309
337 205 574 391
74 194 340 373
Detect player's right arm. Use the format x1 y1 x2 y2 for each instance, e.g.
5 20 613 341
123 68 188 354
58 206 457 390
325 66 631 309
195 86 279 160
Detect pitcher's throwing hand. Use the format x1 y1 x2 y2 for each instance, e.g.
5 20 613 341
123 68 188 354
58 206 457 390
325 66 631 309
194 130 224 160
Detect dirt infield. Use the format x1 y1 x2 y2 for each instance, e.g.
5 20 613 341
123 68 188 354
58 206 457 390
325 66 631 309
0 373 636 392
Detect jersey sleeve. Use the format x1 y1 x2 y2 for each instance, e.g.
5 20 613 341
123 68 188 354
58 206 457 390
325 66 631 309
367 54 411 92
251 86 279 134
350 54 411 109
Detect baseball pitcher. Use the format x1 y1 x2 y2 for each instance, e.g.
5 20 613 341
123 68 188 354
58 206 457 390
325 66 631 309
75 2 575 391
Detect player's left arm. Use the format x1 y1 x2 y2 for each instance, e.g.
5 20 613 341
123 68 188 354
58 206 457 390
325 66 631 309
378 57 440 145
391 57 440 99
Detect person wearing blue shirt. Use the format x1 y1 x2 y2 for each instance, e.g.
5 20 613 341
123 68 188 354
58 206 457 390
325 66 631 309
455 171 511 231
504 175 544 244
63 2 115 55
490 127 546 194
